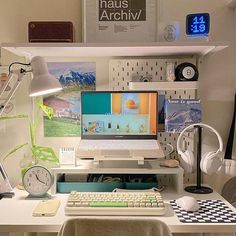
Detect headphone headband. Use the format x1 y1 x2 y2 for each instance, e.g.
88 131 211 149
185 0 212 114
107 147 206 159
177 123 223 156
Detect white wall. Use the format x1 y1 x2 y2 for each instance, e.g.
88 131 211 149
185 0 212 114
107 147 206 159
0 0 235 191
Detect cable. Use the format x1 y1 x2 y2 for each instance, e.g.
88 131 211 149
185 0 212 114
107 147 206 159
8 62 31 75
159 142 174 157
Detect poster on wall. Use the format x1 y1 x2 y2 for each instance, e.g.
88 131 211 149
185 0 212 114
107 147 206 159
83 0 157 42
43 62 96 137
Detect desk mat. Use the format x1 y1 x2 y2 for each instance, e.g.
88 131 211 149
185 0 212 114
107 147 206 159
170 200 236 223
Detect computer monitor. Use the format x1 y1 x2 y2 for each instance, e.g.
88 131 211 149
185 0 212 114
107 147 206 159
81 91 158 139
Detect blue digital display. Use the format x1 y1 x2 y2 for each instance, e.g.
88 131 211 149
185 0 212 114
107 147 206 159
186 13 210 37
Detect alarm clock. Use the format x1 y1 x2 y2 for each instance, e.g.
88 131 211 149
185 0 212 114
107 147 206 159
22 165 53 199
175 63 199 81
186 13 210 37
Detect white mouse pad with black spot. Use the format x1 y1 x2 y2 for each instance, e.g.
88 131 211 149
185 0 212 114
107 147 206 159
170 200 236 223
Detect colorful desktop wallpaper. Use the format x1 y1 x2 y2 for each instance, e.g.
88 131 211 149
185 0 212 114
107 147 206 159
82 92 157 136
43 62 96 137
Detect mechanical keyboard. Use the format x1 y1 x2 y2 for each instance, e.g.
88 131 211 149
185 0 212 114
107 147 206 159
65 191 166 216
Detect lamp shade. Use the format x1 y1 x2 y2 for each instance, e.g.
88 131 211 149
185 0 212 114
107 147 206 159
29 56 62 97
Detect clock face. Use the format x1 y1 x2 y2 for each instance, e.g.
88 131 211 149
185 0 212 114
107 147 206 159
23 165 53 197
186 13 210 37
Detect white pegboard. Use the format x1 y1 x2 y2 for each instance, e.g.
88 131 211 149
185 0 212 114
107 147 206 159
109 58 197 91
109 58 198 184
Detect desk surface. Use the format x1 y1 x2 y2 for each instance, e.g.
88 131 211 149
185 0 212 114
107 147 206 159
0 188 236 234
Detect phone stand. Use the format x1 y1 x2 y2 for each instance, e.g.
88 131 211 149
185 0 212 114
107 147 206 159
184 125 213 194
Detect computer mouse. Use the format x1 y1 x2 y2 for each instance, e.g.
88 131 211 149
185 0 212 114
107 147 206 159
176 196 200 212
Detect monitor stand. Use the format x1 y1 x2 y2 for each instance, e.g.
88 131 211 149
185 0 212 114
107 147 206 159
95 159 152 169
93 155 145 166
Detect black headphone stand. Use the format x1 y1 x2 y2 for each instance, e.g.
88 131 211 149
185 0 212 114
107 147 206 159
184 125 213 194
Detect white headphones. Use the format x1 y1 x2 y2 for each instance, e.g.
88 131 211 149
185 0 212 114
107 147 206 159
177 123 223 175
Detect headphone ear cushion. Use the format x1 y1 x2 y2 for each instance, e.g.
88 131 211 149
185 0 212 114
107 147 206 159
179 150 195 173
201 151 223 175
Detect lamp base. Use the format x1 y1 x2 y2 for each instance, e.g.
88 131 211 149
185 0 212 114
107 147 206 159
184 185 213 194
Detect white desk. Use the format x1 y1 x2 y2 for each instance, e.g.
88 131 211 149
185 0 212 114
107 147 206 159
0 188 236 234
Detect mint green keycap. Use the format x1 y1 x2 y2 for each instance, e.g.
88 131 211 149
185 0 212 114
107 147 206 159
90 201 128 207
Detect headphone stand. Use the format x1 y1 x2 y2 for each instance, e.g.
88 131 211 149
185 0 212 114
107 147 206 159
184 125 213 194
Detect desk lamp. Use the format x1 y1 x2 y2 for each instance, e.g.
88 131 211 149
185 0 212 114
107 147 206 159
0 56 62 198
0 56 62 116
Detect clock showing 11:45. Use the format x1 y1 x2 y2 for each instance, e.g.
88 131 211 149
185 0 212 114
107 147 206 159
186 13 210 37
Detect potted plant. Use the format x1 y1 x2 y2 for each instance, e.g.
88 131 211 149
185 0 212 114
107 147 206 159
0 98 59 177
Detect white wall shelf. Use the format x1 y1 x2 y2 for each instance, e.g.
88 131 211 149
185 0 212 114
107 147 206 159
129 81 198 91
1 41 228 58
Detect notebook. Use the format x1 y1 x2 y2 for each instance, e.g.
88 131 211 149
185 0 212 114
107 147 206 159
78 91 164 159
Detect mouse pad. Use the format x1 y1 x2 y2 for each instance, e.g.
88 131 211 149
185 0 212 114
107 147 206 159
170 200 236 223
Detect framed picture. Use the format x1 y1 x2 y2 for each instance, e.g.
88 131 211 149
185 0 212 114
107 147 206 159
43 62 96 137
82 0 158 42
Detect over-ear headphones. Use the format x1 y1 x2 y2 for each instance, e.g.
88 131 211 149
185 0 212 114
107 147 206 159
177 123 223 175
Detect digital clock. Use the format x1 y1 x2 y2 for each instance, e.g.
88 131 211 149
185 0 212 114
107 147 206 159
186 13 210 37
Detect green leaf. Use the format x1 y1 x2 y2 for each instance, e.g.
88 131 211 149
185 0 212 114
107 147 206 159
31 145 59 167
2 143 28 162
37 97 54 120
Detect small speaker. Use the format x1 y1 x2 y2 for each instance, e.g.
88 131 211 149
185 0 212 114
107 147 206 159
28 21 74 42
175 62 199 81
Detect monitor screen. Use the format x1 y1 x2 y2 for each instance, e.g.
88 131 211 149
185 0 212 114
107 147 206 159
81 91 158 139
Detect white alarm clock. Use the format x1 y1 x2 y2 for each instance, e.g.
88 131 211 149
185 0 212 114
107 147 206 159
22 165 53 198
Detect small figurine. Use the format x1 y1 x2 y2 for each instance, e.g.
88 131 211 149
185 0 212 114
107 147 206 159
139 124 145 133
126 124 130 133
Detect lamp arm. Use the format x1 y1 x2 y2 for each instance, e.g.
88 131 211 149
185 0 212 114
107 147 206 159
0 69 27 116
0 73 14 98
